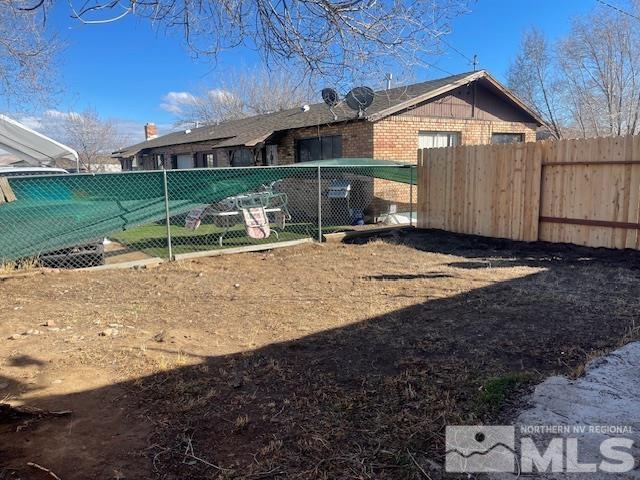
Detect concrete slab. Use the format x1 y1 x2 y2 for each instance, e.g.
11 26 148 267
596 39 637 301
173 238 314 261
491 342 640 479
80 257 164 271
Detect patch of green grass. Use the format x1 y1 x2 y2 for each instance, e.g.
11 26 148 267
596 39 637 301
477 372 537 413
109 214 363 258
111 222 317 258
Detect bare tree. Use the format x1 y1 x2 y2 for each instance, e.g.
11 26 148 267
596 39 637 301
507 28 565 138
57 109 126 172
558 6 640 137
507 1 640 139
9 0 470 84
507 28 563 138
166 69 316 126
0 1 59 109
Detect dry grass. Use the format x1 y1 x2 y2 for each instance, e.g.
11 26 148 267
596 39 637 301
1 231 640 479
0 256 41 275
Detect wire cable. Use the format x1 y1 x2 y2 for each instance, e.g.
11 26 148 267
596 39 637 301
595 0 640 21
438 36 475 65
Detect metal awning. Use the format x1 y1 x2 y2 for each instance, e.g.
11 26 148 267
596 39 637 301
0 114 79 168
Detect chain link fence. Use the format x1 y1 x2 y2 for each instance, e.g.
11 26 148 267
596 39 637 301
0 164 415 270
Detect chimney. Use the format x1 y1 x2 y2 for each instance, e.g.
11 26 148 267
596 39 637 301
144 123 158 141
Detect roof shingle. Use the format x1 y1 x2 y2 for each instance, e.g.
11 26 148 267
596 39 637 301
114 71 540 157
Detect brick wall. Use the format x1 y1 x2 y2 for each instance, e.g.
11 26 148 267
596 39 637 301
275 115 537 165
372 115 538 163
276 120 373 164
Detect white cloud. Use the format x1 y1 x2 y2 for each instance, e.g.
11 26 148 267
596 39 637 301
206 88 236 102
14 109 81 135
4 110 171 147
160 91 199 115
17 115 44 131
43 109 74 119
160 88 238 117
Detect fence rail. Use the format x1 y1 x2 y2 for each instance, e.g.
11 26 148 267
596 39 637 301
0 164 416 269
417 135 640 250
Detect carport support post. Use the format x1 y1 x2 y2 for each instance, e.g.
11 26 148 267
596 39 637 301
409 166 414 227
317 165 322 242
163 169 173 260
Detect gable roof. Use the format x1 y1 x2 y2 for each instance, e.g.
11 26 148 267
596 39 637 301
114 70 543 158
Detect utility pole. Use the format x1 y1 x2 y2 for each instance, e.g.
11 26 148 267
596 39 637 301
472 54 479 72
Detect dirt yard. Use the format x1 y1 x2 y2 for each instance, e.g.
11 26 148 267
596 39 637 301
1 230 639 479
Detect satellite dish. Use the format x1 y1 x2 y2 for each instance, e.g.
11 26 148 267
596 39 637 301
345 86 375 113
321 88 340 107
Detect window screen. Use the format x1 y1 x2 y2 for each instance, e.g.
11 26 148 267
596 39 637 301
418 131 460 149
296 135 342 162
491 133 524 144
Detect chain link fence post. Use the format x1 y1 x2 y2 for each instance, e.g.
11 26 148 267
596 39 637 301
163 169 173 260
317 165 322 242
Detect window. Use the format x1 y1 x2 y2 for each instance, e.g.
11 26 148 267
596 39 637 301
230 149 253 167
418 131 460 149
206 153 215 168
296 135 342 162
491 133 524 144
176 154 194 169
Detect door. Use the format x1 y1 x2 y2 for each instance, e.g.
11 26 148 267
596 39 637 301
266 145 279 165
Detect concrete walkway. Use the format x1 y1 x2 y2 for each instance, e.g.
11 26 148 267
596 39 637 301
492 342 640 479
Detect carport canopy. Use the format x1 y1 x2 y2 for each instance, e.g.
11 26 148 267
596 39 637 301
0 114 78 168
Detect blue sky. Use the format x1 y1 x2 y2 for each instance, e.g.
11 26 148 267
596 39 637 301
24 0 598 142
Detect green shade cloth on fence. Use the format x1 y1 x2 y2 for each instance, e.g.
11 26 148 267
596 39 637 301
301 158 416 184
0 159 415 262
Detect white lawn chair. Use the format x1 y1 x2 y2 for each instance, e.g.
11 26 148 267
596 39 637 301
184 182 291 246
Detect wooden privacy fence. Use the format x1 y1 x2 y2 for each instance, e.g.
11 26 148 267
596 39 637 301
417 135 640 250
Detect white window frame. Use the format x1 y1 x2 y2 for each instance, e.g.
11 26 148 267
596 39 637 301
418 131 460 149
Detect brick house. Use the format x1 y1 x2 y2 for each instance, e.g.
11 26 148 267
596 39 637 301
113 70 543 170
